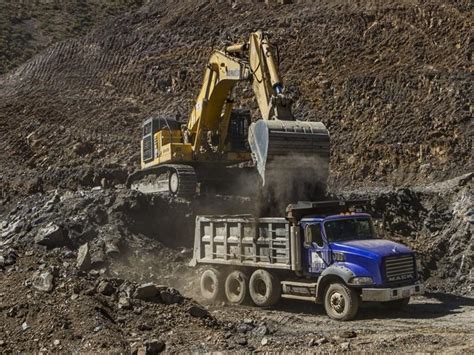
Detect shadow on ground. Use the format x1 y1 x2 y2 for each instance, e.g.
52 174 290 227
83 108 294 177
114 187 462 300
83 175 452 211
261 292 474 320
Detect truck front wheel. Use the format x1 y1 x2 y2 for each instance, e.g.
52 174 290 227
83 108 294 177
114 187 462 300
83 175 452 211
324 283 359 321
249 269 281 307
225 270 250 305
200 268 225 302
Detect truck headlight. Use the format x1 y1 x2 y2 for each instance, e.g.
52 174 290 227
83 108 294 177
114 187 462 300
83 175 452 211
349 277 373 285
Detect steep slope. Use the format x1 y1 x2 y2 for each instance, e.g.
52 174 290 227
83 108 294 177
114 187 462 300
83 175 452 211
0 0 472 197
0 0 147 74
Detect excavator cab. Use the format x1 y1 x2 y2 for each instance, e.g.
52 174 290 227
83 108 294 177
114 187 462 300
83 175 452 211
227 109 251 152
141 117 181 165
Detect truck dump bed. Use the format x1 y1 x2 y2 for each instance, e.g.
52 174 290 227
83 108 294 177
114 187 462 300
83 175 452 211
190 215 292 269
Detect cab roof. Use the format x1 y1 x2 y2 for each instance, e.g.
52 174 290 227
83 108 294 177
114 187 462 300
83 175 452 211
301 213 372 223
285 200 369 223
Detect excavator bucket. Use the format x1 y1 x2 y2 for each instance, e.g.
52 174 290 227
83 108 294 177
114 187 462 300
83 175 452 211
248 120 330 198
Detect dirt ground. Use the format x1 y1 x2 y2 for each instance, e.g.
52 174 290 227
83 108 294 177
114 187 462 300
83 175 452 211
1 237 472 353
207 294 474 352
0 180 472 352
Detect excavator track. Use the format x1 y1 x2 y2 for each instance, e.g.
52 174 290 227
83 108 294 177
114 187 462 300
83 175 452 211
168 165 198 197
127 164 197 198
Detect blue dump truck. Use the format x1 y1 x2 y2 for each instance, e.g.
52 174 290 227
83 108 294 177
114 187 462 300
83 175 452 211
190 200 423 320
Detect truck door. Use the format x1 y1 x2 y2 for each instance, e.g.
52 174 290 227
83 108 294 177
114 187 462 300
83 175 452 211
303 223 330 274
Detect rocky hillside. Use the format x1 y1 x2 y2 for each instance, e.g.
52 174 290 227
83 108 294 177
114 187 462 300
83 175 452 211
0 0 472 198
0 0 146 74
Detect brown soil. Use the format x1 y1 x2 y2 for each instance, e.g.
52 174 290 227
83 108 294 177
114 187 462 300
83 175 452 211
0 0 147 74
0 0 472 352
0 0 472 199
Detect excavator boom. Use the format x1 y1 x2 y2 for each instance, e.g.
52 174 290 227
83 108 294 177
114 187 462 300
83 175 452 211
130 30 330 202
244 31 330 199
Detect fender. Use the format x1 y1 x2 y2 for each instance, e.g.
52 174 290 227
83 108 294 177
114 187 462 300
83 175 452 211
315 263 367 301
320 264 356 284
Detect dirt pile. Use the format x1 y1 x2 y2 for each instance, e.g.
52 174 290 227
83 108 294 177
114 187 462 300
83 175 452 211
0 186 253 271
0 256 220 353
0 187 258 352
0 0 472 198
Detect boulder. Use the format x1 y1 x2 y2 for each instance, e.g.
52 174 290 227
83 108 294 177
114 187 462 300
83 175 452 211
32 271 54 292
118 296 132 310
97 280 115 296
131 339 165 355
339 330 357 339
159 288 183 304
76 243 92 271
35 224 66 248
133 283 160 301
188 305 209 318
145 339 165 354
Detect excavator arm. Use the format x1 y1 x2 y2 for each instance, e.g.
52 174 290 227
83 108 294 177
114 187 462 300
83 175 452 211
186 51 249 155
186 31 329 192
247 31 293 121
187 31 329 192
131 30 329 200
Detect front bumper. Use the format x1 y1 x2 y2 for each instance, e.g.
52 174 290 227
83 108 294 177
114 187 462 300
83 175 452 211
361 283 424 302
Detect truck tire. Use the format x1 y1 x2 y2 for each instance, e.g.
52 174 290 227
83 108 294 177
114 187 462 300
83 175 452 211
200 268 225 302
225 270 250 305
324 283 359 321
249 269 281 307
383 297 410 310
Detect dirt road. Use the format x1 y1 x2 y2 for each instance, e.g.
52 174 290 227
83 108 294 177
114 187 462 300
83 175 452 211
207 293 474 352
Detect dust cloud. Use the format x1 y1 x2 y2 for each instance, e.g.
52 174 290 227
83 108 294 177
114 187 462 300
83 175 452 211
255 153 329 216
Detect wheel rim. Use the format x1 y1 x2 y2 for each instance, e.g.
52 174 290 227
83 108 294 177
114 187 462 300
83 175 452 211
203 276 215 294
329 291 346 313
229 278 241 297
255 279 267 297
169 172 179 193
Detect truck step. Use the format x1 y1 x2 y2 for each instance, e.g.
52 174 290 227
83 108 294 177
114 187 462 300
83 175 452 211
281 294 317 302
281 280 317 302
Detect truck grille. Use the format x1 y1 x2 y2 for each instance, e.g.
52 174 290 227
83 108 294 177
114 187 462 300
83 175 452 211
384 254 415 283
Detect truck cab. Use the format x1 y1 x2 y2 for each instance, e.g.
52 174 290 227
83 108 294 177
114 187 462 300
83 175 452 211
301 213 418 285
191 200 424 320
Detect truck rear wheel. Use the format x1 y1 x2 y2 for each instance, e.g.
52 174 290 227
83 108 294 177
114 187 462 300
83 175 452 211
225 270 250 305
324 283 359 321
200 268 225 302
249 269 281 307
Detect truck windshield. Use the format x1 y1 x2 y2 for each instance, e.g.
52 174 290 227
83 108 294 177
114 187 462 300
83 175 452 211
324 217 374 242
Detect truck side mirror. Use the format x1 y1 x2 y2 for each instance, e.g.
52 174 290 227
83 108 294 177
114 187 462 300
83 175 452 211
304 224 323 248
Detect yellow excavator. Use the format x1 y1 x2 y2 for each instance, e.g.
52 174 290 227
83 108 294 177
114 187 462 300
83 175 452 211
127 31 330 200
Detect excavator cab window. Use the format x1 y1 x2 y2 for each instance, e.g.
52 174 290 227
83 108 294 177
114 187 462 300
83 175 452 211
143 121 152 136
227 109 250 151
142 117 181 162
